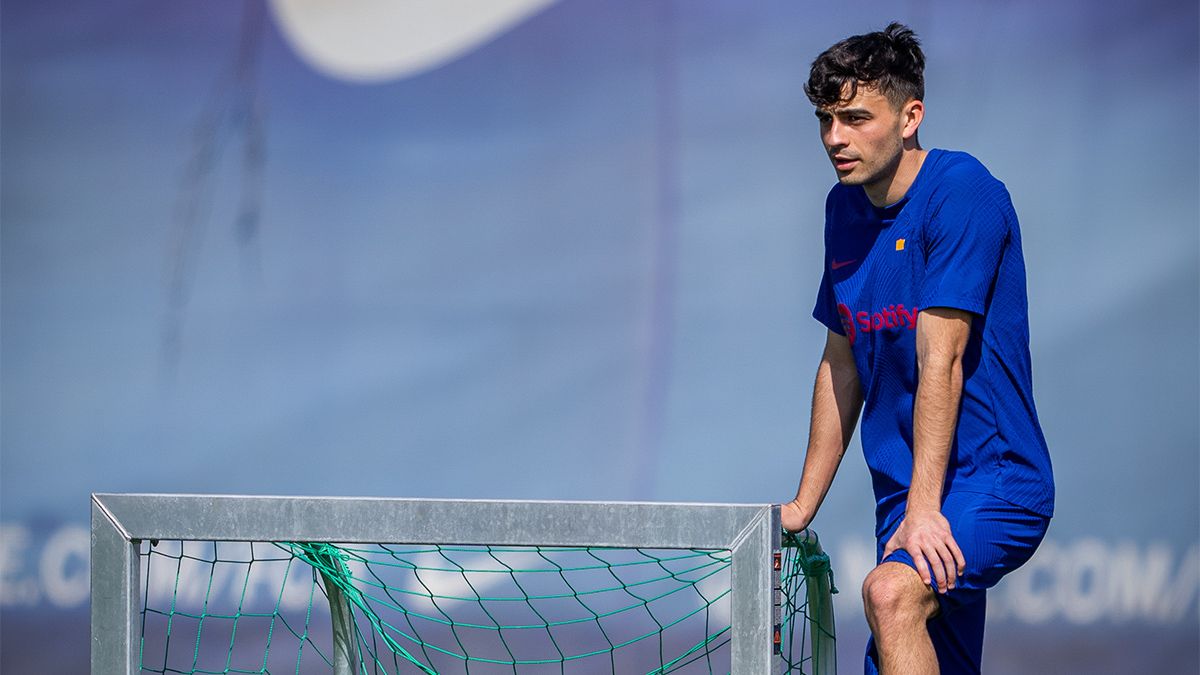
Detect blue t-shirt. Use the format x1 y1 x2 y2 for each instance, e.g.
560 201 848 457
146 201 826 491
813 149 1054 528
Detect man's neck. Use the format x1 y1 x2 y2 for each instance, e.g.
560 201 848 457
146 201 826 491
865 146 927 207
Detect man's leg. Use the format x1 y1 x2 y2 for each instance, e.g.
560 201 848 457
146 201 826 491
862 561 939 674
864 493 1050 674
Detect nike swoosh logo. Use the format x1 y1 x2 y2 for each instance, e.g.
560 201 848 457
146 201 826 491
831 259 857 270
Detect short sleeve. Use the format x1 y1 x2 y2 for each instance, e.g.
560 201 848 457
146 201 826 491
812 265 844 335
812 189 845 335
919 189 1011 316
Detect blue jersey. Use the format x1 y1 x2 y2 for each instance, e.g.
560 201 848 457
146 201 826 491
813 149 1054 526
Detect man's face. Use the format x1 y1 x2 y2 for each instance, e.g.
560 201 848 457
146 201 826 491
815 84 911 190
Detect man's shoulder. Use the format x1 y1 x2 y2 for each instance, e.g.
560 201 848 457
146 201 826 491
924 149 1011 207
927 149 996 185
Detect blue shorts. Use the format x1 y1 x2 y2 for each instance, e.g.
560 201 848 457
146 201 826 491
864 491 1050 675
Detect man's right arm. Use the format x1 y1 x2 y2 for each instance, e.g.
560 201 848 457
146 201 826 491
782 329 864 532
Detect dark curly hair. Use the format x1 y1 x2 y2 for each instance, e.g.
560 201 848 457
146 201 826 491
805 23 925 109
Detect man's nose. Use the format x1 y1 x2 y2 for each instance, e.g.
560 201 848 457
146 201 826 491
824 119 847 149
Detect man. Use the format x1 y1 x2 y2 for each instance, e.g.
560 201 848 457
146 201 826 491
780 23 1055 675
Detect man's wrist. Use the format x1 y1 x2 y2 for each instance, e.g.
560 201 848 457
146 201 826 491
905 497 942 514
784 499 813 527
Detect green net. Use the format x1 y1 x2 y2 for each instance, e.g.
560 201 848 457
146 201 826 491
779 530 838 675
136 533 834 674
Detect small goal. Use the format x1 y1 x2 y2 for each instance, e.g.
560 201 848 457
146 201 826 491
91 494 835 674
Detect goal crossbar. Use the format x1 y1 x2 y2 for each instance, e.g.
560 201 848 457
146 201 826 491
91 493 786 674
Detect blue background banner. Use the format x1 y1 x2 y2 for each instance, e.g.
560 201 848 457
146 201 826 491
2 0 1197 671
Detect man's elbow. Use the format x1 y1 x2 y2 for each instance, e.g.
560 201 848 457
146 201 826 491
916 348 963 377
915 308 972 372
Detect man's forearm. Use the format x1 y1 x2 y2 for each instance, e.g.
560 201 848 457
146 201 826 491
791 332 863 525
908 308 970 513
908 355 962 512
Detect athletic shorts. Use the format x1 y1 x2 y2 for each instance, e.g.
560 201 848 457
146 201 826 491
864 491 1050 675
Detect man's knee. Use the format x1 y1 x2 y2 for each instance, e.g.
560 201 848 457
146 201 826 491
862 562 937 627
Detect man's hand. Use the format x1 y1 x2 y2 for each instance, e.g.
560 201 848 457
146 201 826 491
781 500 810 533
882 508 965 593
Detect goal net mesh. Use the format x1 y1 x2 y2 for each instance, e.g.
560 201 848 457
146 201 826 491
135 534 834 674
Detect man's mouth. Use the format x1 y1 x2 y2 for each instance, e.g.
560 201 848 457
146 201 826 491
832 156 858 171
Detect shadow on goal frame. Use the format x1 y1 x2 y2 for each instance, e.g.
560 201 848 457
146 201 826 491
91 493 835 674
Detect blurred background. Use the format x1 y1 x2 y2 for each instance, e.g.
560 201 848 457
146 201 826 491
2 0 1197 672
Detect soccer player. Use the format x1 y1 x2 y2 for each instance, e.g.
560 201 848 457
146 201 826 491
780 23 1055 675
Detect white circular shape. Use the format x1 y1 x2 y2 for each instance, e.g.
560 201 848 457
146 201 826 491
268 0 560 83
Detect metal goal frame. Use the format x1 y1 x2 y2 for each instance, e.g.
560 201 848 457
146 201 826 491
91 493 804 674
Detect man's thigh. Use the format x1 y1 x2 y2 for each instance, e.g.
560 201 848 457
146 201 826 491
876 492 1049 600
868 492 1050 674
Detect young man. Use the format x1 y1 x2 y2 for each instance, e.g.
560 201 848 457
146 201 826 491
780 24 1055 675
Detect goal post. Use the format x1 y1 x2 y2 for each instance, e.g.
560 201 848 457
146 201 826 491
90 493 834 674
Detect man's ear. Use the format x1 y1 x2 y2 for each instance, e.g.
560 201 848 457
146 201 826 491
902 99 924 140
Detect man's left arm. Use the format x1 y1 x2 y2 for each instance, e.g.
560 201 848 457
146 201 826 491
882 306 971 593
